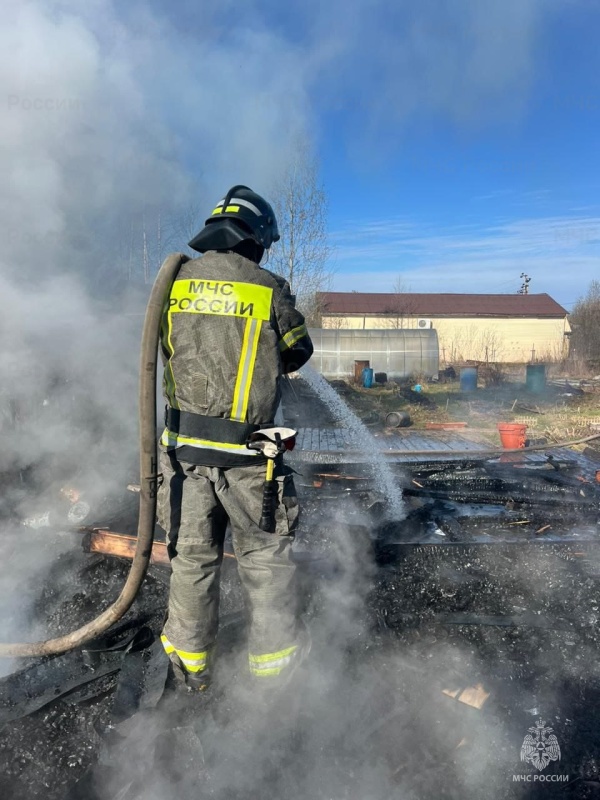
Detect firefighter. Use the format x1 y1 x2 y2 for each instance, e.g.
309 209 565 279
157 185 314 691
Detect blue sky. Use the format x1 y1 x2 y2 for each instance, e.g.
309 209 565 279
4 1 599 310
311 2 600 309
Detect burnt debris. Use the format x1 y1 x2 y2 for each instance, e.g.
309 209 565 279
1 378 600 800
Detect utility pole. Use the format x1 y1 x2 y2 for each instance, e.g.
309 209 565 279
518 273 531 294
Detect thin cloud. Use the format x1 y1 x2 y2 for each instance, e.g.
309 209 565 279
471 189 516 202
330 213 600 302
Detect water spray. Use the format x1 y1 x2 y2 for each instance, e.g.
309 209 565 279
299 364 406 520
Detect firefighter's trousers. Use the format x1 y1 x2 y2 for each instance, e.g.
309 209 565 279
157 450 300 678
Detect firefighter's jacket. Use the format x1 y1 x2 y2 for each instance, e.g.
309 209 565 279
160 251 313 467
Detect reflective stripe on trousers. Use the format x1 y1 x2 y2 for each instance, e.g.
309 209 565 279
161 634 209 674
249 644 298 677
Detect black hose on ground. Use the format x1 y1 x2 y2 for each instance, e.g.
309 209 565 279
0 253 188 658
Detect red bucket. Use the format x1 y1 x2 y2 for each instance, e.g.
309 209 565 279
497 423 528 449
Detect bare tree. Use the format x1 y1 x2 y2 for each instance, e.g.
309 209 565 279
569 280 600 371
164 202 206 258
115 205 177 286
268 143 333 325
443 326 505 363
120 155 333 321
325 315 348 330
383 275 415 328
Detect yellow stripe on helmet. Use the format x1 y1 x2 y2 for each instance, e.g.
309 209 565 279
211 204 240 215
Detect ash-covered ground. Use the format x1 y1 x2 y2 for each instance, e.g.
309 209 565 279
1 376 600 800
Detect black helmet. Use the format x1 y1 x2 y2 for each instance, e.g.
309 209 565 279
188 185 280 254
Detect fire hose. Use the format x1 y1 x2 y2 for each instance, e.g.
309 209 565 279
0 253 189 658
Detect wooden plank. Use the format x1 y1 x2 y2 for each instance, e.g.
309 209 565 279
87 530 169 565
335 429 347 450
416 433 450 451
85 530 235 566
442 683 490 710
436 435 459 451
297 428 307 450
452 436 487 452
407 434 428 450
426 422 468 430
389 435 418 457
421 434 450 451
306 428 314 451
331 429 340 452
393 434 417 451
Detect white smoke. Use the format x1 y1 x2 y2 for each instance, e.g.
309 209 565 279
0 0 315 496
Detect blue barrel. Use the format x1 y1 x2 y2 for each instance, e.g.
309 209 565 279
459 366 478 392
526 364 546 394
362 367 374 388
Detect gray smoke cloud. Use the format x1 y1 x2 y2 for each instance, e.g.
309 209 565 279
1 0 313 283
0 0 314 501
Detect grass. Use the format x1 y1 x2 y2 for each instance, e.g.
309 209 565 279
334 376 600 448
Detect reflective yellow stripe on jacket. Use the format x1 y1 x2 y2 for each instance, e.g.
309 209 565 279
279 323 308 351
167 279 272 321
160 429 261 456
231 317 262 421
